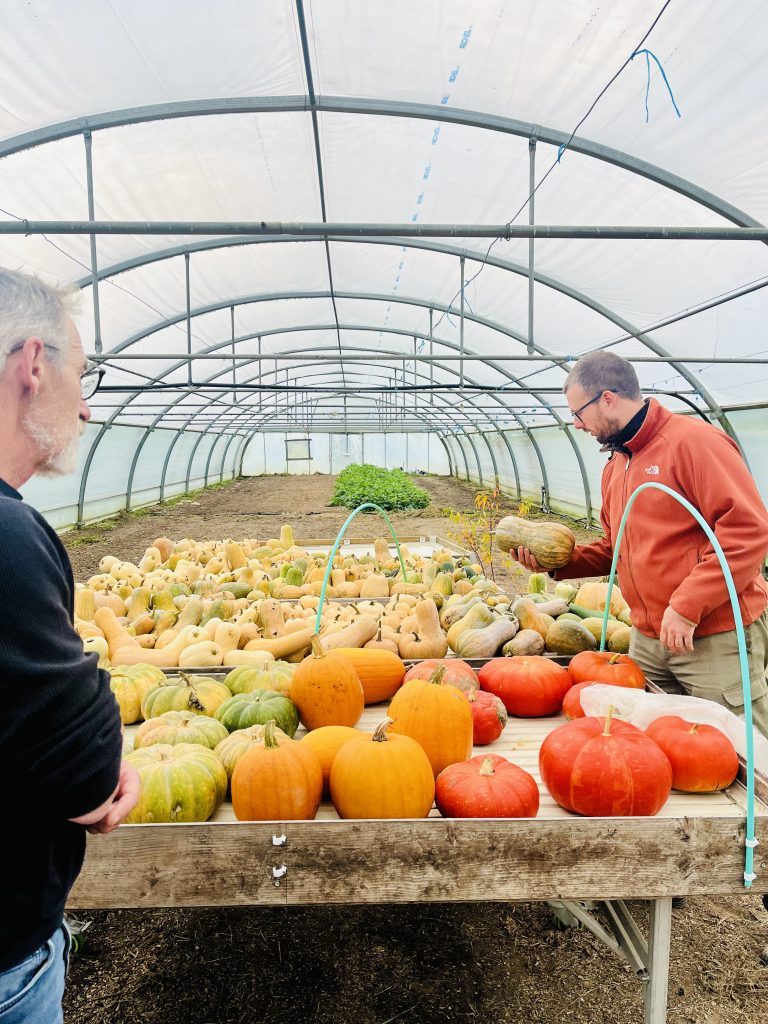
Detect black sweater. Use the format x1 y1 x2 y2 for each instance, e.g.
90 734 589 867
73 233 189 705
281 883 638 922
0 479 122 971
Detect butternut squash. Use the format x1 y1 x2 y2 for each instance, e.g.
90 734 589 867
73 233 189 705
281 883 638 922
244 626 318 660
446 602 496 653
495 515 576 570
94 607 139 659
452 615 519 659
320 616 378 652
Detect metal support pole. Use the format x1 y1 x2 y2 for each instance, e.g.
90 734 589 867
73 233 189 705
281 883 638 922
527 137 536 356
159 429 185 502
459 255 465 386
257 336 262 414
644 899 672 1024
125 427 153 511
231 306 237 403
429 308 434 404
184 253 192 385
219 431 238 482
83 131 102 354
412 336 416 408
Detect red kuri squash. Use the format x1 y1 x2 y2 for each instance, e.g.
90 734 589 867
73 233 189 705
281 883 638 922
539 708 672 816
478 656 572 717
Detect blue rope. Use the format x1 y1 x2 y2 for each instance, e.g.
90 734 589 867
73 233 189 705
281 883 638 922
600 482 757 888
631 48 682 122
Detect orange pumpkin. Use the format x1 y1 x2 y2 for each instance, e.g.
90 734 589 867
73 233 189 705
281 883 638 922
539 708 672 816
435 754 539 819
231 720 323 821
645 716 739 792
562 680 598 720
332 647 405 704
290 636 365 729
387 665 473 777
301 725 368 795
404 658 479 694
330 717 435 819
568 651 645 689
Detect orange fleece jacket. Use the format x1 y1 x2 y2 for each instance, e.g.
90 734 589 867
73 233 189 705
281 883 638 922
556 400 768 638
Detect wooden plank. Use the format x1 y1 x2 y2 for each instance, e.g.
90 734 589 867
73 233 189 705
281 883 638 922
69 813 768 909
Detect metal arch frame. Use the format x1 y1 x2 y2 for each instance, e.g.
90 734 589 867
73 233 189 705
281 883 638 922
137 358 468 503
100 281 733 456
120 348 498 496
126 338 523 491
179 362 489 486
95 292 586 511
3 96 762 232
81 311 545 522
2 95 752 457
79 232 746 461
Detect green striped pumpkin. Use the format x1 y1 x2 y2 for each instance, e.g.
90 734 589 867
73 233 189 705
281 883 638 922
214 689 300 736
124 743 227 823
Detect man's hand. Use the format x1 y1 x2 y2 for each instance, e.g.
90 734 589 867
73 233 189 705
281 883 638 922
660 606 697 654
515 546 544 573
85 762 140 835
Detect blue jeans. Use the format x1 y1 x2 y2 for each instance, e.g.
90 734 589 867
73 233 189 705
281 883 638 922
0 924 70 1023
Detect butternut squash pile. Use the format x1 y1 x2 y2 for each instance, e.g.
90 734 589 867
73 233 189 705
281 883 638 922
74 525 527 668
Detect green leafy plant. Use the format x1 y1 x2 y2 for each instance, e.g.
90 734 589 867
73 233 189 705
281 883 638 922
329 464 430 511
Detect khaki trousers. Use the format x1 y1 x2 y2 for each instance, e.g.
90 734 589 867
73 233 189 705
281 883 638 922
629 610 768 739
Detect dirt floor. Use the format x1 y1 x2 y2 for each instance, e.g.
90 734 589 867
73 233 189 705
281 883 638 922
61 473 768 1024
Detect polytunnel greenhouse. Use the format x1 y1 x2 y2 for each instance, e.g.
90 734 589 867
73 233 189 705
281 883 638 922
2 3 768 1024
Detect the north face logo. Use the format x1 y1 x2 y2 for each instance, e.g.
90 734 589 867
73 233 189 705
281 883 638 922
644 465 660 475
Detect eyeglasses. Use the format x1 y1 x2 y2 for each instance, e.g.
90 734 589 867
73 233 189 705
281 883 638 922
8 341 105 400
571 389 617 423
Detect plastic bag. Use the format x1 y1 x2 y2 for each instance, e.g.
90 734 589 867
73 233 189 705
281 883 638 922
579 684 768 769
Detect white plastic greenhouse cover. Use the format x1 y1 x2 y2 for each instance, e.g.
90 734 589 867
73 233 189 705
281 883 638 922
2 0 767 528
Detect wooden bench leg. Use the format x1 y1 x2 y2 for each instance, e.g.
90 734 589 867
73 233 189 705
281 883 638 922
644 897 672 1024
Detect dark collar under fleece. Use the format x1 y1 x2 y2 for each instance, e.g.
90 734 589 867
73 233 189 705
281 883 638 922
599 399 650 457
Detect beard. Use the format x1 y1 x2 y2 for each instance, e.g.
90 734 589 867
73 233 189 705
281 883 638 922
23 407 83 477
593 414 626 445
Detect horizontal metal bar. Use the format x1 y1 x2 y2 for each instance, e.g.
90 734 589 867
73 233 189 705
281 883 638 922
91 352 768 364
95 383 699 395
4 221 768 240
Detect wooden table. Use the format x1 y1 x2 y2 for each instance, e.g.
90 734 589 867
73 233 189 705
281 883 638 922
69 683 768 1024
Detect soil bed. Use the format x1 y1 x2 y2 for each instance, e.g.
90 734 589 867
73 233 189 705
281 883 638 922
62 474 768 1024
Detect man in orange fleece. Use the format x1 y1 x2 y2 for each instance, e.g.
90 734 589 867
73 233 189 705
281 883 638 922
517 351 768 738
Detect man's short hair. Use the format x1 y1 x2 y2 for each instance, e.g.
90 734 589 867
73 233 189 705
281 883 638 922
564 351 642 401
0 268 79 373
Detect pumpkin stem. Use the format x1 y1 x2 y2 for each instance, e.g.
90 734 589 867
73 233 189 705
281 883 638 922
262 719 280 748
688 723 700 734
427 664 447 686
478 757 495 776
310 634 325 659
602 705 616 736
608 654 623 665
372 717 394 743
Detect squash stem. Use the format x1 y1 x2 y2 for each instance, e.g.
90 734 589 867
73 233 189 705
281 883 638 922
427 664 447 686
479 757 495 776
373 717 394 743
602 705 615 736
263 719 279 748
310 635 325 659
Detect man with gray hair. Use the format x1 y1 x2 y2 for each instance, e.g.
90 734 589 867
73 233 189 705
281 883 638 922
518 350 768 738
0 268 138 1022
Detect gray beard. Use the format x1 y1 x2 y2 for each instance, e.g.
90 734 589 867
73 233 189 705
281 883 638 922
23 412 82 477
